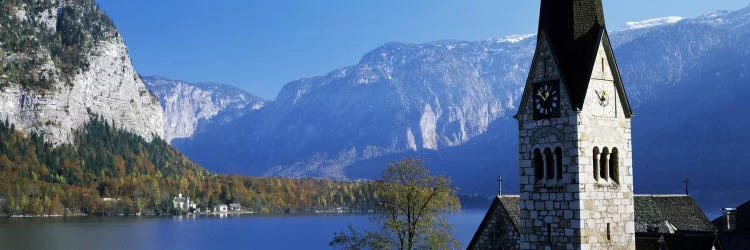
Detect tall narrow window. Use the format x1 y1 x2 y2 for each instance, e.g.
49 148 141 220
600 147 609 181
593 147 600 181
555 147 563 181
601 57 606 73
545 148 554 180
607 223 611 241
610 148 619 184
534 149 543 181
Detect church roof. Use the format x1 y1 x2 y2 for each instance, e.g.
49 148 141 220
635 195 716 232
467 195 520 249
536 0 633 116
498 196 521 230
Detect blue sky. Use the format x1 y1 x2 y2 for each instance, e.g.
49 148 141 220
96 0 749 99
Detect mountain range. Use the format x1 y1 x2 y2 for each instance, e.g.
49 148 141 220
157 5 750 213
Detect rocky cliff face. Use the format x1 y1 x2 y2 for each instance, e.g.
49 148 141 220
0 0 163 144
143 76 265 143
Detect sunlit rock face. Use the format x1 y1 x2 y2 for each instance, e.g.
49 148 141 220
0 1 163 144
143 76 265 143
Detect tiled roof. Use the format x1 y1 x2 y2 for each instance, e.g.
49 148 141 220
498 196 521 231
467 195 520 250
634 195 716 232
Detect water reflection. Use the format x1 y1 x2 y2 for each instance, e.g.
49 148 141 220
0 210 485 250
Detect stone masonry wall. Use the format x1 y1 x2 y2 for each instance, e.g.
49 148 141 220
574 41 635 250
516 34 635 249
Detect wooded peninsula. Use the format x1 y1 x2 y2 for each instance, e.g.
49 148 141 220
0 116 378 216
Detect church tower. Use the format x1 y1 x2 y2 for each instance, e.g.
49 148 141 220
515 0 636 249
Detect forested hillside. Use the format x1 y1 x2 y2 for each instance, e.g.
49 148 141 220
0 116 376 216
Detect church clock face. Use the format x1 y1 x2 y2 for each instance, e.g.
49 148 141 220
595 82 610 107
593 81 614 116
533 81 561 119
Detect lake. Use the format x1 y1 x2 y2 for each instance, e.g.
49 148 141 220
0 210 486 250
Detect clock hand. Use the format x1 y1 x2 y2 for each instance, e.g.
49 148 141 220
536 91 547 101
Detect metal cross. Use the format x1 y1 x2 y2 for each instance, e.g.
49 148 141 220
684 177 690 195
497 176 503 196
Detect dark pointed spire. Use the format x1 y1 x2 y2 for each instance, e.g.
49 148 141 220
539 0 606 40
537 0 610 112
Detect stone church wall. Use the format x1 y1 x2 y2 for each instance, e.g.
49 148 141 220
574 41 635 250
516 35 635 249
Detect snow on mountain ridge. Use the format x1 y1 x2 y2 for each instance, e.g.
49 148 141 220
491 34 536 43
623 16 684 30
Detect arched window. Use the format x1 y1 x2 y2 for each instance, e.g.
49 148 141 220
600 147 609 181
593 147 600 181
610 148 619 184
555 147 563 181
545 148 554 180
534 149 543 181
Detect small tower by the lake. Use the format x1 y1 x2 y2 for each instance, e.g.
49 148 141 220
514 0 636 248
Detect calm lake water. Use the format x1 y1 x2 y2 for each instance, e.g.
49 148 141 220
0 210 485 250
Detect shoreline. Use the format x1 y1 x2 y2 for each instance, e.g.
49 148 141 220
1 210 375 219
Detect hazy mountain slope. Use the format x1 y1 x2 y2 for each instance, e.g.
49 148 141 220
631 32 750 212
175 38 535 177
143 76 265 143
0 0 163 144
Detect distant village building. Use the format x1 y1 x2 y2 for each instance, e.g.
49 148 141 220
102 197 120 202
215 204 228 213
173 193 196 211
229 203 241 211
469 0 723 249
713 200 750 249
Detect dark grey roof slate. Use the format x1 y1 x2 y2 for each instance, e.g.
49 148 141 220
467 195 521 249
539 0 604 111
635 195 716 232
498 196 521 231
